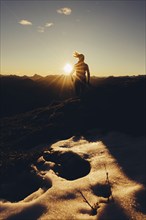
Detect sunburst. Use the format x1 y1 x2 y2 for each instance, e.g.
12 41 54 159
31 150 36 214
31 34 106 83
63 63 73 75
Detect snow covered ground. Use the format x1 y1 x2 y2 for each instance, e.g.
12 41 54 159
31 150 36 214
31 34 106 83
0 132 145 220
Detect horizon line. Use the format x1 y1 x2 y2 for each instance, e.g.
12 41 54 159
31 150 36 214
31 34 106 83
0 73 145 78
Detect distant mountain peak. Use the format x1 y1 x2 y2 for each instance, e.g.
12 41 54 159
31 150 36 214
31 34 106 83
31 74 42 80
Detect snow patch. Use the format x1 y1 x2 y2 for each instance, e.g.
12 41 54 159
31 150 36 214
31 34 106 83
0 133 146 219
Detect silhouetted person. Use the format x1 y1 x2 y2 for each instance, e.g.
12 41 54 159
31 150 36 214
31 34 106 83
71 51 90 97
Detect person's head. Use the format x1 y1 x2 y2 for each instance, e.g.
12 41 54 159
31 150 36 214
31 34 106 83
73 51 85 62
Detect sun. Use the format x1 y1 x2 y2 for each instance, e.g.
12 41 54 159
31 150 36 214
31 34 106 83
63 63 73 75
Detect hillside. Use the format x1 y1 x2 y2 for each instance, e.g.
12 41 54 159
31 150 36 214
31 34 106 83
0 74 145 118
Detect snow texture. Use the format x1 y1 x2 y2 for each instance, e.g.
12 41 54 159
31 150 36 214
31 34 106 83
0 132 145 220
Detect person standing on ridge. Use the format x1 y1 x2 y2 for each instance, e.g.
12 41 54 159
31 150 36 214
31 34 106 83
71 51 90 97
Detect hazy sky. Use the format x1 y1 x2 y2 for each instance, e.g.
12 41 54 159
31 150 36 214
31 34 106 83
1 0 145 76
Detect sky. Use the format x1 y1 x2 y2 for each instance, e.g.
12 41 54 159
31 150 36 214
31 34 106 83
0 0 145 77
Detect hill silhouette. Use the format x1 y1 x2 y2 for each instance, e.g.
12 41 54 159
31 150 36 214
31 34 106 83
0 74 74 117
0 74 145 155
0 74 145 118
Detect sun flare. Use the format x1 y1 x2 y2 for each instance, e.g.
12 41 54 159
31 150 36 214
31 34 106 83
63 63 73 75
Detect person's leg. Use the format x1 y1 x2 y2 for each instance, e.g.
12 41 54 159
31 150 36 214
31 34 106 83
75 79 80 96
80 78 86 97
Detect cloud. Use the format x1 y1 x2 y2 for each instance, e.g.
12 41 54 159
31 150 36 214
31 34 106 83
18 20 32 25
57 7 72 15
37 23 54 33
37 26 45 33
45 22 54 27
